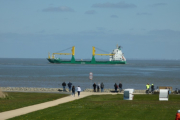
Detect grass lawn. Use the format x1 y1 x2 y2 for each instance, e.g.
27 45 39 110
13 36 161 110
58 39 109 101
9 94 180 120
0 92 69 112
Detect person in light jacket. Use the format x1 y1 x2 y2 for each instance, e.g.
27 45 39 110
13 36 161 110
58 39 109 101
77 86 81 97
97 83 100 92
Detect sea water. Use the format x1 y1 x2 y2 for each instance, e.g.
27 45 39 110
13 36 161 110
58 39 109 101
0 58 180 90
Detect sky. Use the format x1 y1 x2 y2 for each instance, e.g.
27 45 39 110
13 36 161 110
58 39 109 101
0 0 180 60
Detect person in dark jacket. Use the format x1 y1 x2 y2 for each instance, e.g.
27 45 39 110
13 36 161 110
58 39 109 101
151 84 154 93
114 83 118 92
100 82 104 92
93 83 96 92
72 86 75 97
62 82 66 91
68 82 72 92
119 82 122 92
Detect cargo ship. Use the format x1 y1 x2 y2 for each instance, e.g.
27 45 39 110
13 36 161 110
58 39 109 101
47 45 126 64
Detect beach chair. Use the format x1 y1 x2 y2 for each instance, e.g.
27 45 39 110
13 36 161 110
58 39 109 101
159 89 168 101
124 89 134 100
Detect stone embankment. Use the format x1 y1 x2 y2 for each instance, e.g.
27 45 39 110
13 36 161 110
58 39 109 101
83 89 147 93
0 87 149 93
0 87 63 92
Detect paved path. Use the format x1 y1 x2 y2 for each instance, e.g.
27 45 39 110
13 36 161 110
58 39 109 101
0 92 119 120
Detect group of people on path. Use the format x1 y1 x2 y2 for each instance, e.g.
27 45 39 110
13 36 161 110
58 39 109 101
62 81 124 94
63 82 123 93
114 82 123 92
146 83 154 93
92 82 123 92
146 83 172 94
62 81 73 92
93 82 104 92
62 82 81 97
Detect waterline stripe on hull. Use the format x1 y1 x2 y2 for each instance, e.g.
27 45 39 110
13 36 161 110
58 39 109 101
47 59 126 64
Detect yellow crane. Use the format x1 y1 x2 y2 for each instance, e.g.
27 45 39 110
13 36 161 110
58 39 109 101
48 46 75 59
92 46 114 56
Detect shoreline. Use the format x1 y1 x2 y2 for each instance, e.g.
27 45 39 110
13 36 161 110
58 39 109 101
0 87 161 94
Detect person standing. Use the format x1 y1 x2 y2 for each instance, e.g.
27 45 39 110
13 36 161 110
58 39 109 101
97 83 100 92
148 84 151 92
146 83 149 94
72 86 75 97
168 87 171 94
119 82 122 92
68 82 72 92
62 82 66 91
93 83 96 92
100 82 104 92
114 83 118 92
175 110 180 120
77 86 81 97
151 84 154 93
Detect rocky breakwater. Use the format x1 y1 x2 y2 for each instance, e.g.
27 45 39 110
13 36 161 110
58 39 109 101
83 89 146 93
1 87 150 94
0 87 68 92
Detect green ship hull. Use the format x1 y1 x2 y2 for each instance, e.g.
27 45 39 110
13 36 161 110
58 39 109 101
47 56 126 64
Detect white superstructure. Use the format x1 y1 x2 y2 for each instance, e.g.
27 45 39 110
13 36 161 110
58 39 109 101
109 46 126 61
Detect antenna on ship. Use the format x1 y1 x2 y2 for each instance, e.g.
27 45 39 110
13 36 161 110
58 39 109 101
116 44 118 49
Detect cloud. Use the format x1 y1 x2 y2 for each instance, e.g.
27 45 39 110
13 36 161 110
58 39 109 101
42 6 74 12
38 30 46 33
97 27 106 31
1 30 180 59
92 2 137 8
137 12 151 16
85 10 96 14
79 30 105 35
147 29 180 42
150 3 167 7
148 29 180 36
110 15 118 18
